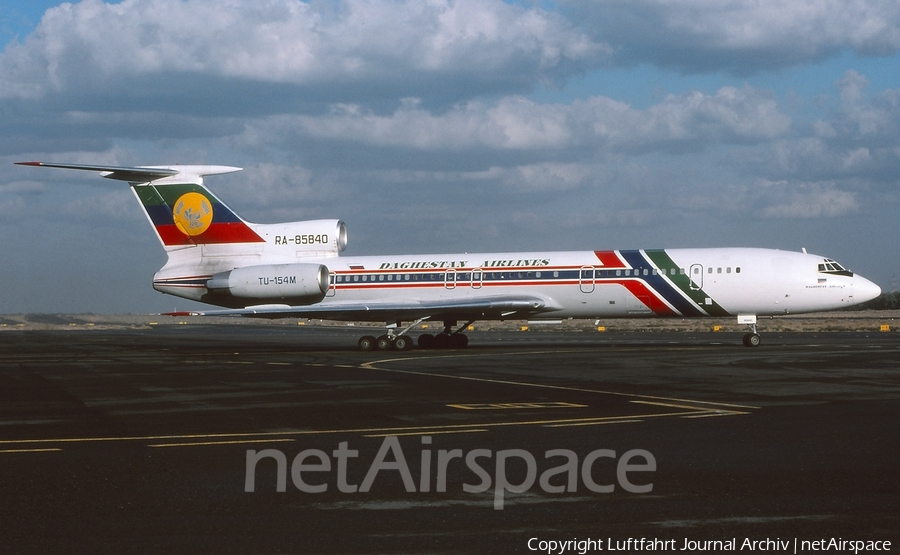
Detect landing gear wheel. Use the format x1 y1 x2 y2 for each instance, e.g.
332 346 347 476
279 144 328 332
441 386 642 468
375 335 393 351
433 333 451 349
393 335 413 351
742 333 761 347
358 335 377 351
449 333 468 348
418 333 435 349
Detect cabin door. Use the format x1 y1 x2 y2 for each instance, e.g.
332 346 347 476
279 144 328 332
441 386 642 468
689 264 703 290
579 266 595 293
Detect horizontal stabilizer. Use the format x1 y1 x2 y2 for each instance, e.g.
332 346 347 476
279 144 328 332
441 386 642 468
15 162 241 182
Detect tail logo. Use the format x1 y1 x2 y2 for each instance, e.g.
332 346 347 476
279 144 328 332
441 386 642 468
172 192 213 237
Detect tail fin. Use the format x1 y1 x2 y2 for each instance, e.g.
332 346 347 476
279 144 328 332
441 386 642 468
15 162 264 248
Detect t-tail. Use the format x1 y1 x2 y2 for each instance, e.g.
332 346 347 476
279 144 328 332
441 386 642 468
15 162 263 249
15 162 346 307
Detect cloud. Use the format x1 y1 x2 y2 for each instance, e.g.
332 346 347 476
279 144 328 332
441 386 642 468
244 84 791 162
0 0 606 107
757 180 859 219
749 72 900 185
563 0 900 73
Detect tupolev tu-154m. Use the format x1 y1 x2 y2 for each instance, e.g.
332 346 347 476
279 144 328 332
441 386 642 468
17 162 882 350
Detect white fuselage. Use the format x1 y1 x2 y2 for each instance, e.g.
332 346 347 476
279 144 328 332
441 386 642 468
154 241 881 320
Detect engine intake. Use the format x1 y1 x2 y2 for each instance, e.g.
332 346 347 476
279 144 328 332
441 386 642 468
206 263 329 305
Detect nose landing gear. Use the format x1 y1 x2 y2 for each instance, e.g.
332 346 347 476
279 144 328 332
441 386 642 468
739 314 761 347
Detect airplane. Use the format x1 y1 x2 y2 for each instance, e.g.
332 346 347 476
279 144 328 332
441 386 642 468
16 161 882 350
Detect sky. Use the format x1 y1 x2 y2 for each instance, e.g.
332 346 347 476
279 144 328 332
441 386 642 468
1 0 898 314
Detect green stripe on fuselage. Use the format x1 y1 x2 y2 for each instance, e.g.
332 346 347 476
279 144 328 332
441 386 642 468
644 250 730 317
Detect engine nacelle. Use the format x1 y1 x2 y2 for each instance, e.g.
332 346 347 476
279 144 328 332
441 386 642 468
258 219 348 256
206 263 329 304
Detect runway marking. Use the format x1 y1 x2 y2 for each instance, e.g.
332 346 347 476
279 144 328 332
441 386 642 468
361 351 760 410
0 405 746 451
149 439 296 448
448 402 588 410
0 448 63 454
631 400 722 411
544 419 644 428
364 429 489 438
681 412 750 419
0 348 757 452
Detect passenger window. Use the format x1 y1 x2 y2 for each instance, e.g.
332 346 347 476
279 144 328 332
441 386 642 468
726 267 731 274
707 267 713 274
736 267 741 273
717 268 722 274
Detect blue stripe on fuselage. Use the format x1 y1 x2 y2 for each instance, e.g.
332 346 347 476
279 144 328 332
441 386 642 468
617 250 705 317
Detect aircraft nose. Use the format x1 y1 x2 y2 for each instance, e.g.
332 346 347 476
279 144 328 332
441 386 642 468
854 275 882 303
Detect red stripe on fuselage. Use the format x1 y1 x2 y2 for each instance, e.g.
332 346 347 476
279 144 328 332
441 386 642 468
611 280 677 315
593 251 628 268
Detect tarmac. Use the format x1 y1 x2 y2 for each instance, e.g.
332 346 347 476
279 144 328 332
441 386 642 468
0 321 897 554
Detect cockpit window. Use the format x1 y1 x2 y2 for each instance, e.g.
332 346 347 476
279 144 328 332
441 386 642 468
818 258 852 277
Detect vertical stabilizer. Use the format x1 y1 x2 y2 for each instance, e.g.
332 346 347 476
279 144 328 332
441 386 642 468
15 162 264 249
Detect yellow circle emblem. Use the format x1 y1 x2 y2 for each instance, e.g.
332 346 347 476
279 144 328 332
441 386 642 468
172 192 213 236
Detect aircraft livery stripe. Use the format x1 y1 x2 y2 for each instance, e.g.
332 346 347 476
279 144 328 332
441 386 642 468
613 280 678 316
593 251 627 268
642 250 730 317
143 204 243 226
155 223 265 245
616 250 705 316
133 183 264 245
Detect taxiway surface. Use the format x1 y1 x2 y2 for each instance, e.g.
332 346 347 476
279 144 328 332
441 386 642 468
0 326 897 554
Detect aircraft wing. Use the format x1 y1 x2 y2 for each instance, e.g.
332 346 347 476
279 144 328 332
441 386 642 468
165 295 558 322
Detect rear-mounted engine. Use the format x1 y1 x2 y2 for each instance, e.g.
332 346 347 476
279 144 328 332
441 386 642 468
206 263 329 305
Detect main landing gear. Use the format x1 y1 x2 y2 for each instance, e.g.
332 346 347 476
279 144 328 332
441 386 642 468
357 333 414 352
356 319 473 351
417 320 473 350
